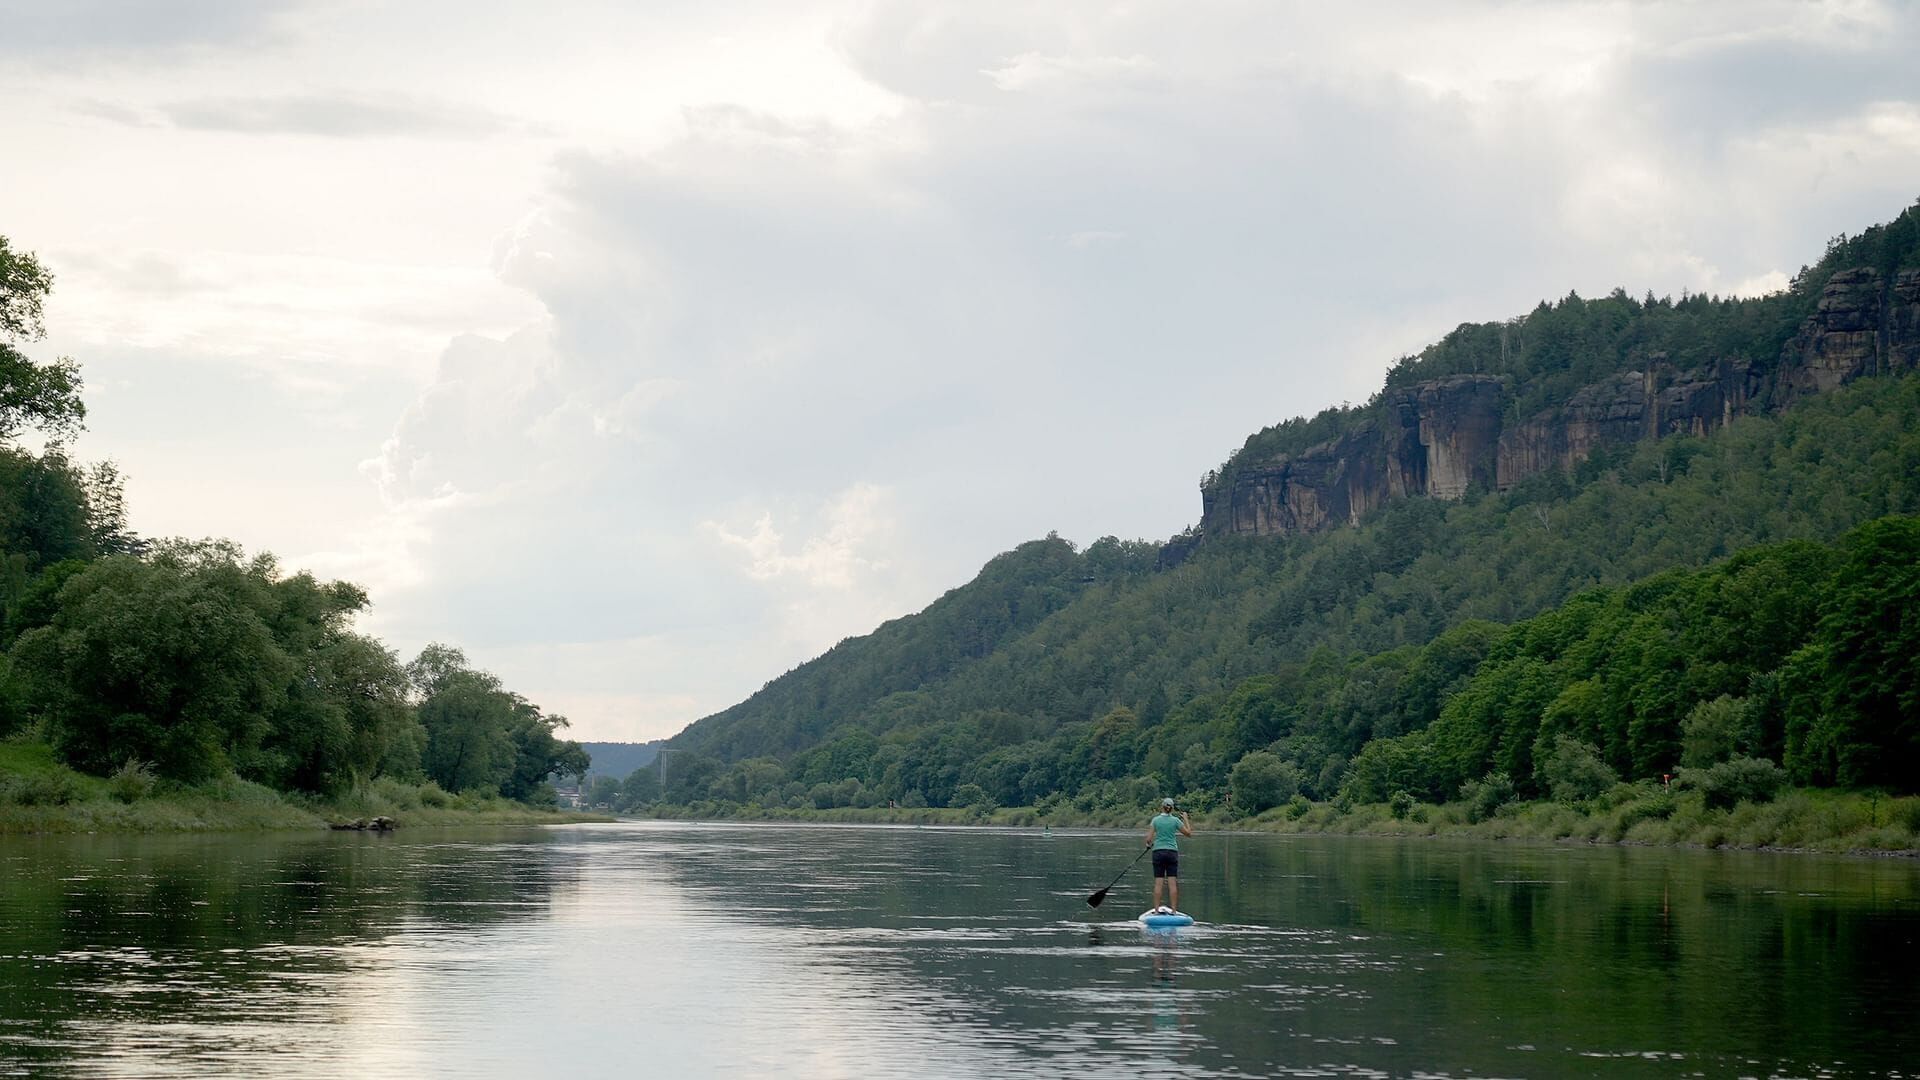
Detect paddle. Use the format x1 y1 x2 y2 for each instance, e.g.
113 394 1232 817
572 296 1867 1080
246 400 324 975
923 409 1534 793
1085 846 1150 908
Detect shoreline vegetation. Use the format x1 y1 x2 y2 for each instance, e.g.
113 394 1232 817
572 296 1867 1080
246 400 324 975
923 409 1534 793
9 727 1912 854
0 739 606 834
622 785 1920 857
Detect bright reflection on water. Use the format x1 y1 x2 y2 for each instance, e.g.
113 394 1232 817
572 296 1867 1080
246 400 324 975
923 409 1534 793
2 822 1918 1077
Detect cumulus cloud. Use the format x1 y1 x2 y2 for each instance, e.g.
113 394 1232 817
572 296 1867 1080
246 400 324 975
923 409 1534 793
708 484 896 589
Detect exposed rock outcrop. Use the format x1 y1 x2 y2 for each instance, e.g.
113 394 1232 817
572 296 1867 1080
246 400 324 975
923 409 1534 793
1194 263 1920 542
1780 267 1920 400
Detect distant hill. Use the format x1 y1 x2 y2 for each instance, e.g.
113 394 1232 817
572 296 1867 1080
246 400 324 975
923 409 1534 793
579 741 661 780
659 199 1920 810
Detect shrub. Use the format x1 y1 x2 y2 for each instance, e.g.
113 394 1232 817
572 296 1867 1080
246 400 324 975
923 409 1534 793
107 758 157 802
0 769 81 806
950 783 994 810
1677 756 1786 810
1341 732 1444 803
1285 794 1312 819
1388 790 1416 820
1612 790 1677 837
1460 771 1517 823
1539 737 1618 803
1230 751 1303 814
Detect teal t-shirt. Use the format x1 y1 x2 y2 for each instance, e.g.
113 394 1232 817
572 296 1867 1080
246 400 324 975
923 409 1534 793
1151 812 1182 851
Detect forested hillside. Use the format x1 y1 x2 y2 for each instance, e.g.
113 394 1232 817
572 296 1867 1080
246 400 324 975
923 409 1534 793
656 202 1920 816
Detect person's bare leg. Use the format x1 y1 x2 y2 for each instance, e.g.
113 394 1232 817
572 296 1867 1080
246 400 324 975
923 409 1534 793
1168 876 1179 913
1152 876 1166 910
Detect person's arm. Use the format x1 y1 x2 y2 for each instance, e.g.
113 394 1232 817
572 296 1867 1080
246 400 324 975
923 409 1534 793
1145 824 1155 847
1178 811 1193 837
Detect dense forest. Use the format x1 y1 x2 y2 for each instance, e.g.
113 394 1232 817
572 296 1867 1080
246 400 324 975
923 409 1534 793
0 236 586 812
615 201 1920 821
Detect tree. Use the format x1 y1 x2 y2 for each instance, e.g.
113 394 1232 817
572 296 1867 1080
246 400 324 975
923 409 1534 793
0 237 85 444
1538 737 1617 804
9 555 292 781
1228 750 1302 814
414 661 517 795
1786 516 1920 788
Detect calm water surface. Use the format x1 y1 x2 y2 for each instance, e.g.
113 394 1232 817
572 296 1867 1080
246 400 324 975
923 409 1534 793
2 822 1916 1078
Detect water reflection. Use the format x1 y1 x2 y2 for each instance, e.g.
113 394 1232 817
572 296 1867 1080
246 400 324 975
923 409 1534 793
2 823 1917 1078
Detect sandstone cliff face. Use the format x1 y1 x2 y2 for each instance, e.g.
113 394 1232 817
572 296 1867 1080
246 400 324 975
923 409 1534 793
1494 357 1758 489
1200 375 1502 538
1196 264 1920 542
1780 267 1920 399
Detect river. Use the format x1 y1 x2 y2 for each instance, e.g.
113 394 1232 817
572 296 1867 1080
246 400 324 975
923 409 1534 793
2 822 1916 1077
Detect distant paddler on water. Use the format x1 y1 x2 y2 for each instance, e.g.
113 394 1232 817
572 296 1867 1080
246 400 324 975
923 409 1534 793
1146 797 1193 915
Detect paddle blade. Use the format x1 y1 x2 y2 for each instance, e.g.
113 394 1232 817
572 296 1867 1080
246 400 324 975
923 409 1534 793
1085 887 1110 908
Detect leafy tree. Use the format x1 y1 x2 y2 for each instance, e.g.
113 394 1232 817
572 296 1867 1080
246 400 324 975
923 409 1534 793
1538 737 1617 804
1783 516 1920 788
1680 695 1752 768
503 708 588 803
1228 750 1302 813
0 237 85 444
0 449 93 571
9 554 291 781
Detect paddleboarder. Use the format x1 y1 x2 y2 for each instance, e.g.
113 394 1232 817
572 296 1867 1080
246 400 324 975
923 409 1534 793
1145 798 1193 914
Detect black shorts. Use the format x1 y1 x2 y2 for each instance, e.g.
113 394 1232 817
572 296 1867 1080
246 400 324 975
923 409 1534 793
1151 849 1179 878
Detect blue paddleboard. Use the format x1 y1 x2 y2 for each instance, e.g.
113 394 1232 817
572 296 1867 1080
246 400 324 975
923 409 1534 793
1138 909 1194 928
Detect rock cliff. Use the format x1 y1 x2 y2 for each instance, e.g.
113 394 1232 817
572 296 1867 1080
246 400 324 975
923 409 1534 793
1197 264 1920 541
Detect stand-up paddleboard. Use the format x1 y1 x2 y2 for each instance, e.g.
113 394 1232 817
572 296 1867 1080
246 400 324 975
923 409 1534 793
1138 909 1194 928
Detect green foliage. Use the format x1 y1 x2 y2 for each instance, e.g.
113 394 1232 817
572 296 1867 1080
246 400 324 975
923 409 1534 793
6 544 422 792
0 236 85 445
1781 516 1920 787
950 782 994 810
1539 737 1617 804
1228 750 1302 813
1340 731 1444 803
9 551 295 782
1677 756 1786 810
405 643 583 804
1680 695 1753 767
1460 771 1517 823
106 759 156 803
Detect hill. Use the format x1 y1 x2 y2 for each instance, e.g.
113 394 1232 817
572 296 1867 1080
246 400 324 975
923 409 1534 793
659 200 1920 812
579 741 661 780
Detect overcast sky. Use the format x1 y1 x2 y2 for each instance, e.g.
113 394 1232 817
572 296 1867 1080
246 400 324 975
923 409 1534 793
3 0 1916 741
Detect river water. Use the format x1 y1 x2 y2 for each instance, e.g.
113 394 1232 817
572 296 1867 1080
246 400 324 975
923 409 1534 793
2 822 1916 1078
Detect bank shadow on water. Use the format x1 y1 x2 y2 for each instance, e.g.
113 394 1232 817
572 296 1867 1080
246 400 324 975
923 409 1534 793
0 828 576 1075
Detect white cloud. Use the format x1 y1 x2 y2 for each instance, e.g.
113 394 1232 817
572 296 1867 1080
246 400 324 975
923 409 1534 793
708 483 895 589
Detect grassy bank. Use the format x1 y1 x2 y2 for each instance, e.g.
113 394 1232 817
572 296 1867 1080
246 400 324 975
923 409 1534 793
631 783 1920 855
0 739 606 834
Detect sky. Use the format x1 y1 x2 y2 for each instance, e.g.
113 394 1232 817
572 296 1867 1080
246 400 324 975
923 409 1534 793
3 0 1917 742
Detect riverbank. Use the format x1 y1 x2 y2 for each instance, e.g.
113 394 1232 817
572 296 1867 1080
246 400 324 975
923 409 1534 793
627 784 1920 855
0 740 606 834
